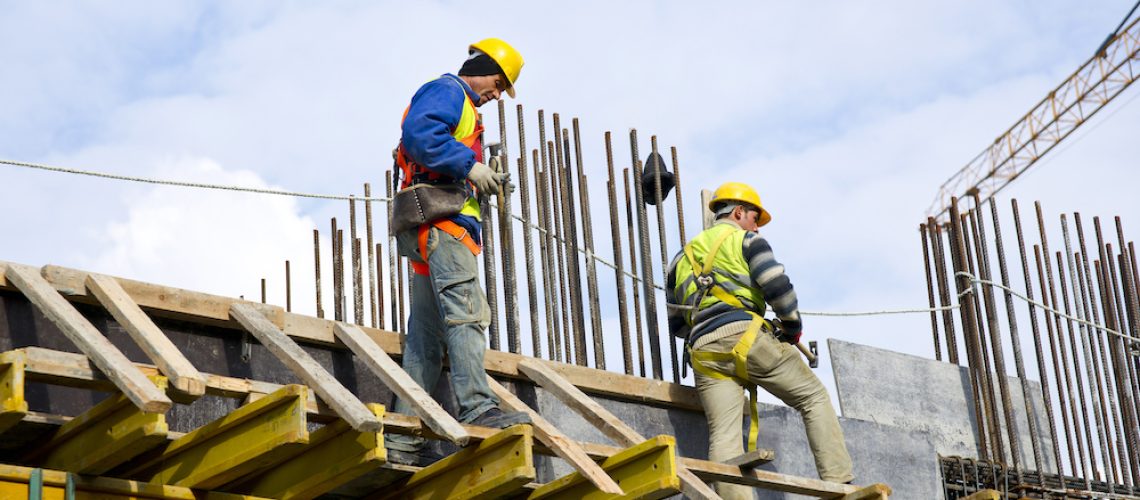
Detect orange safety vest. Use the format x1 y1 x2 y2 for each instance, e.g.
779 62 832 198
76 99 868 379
396 77 485 276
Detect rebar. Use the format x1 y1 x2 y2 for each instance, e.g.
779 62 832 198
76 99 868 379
481 183 500 351
573 119 605 370
607 133 634 375
350 196 363 325
920 223 943 361
376 242 385 330
1036 244 1086 482
988 200 1039 476
1054 243 1099 489
516 106 541 359
1095 222 1132 490
555 117 587 366
929 218 961 364
625 167 648 378
670 146 687 244
547 140 573 363
536 163 561 362
651 136 680 383
948 198 991 459
537 111 564 362
285 260 291 313
1011 199 1065 488
313 228 324 319
1066 214 1114 485
971 197 1020 470
962 209 1002 462
365 183 377 328
497 100 521 354
332 218 342 322
1037 201 1091 484
631 130 664 380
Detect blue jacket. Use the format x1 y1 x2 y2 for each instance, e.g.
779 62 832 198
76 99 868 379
400 73 483 243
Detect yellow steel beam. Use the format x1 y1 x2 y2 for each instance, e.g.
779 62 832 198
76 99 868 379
0 351 29 434
243 403 387 500
0 463 268 499
32 376 169 474
960 490 1001 500
379 424 536 500
530 435 681 500
130 384 310 489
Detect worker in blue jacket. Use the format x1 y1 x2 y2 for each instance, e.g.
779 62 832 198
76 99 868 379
386 38 530 467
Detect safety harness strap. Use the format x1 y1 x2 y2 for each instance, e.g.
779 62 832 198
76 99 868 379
412 220 482 276
688 314 767 452
681 228 741 325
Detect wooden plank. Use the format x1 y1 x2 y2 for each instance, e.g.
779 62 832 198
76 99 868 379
34 376 169 474
230 303 380 433
681 458 858 497
86 273 207 398
244 403 387 500
517 358 723 500
333 322 468 444
0 351 29 434
724 448 776 468
529 435 680 500
4 263 172 413
23 261 704 410
379 424 536 500
0 463 269 499
132 384 310 489
488 375 623 496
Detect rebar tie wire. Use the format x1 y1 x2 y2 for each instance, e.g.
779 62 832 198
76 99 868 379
7 156 1140 337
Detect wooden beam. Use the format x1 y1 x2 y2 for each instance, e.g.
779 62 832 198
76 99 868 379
40 264 285 330
3 263 172 413
959 490 1000 500
0 463 269 500
230 303 380 433
488 376 623 496
333 322 468 445
517 358 723 500
86 273 207 398
243 403 387 500
724 449 775 468
379 424 536 500
0 351 29 434
33 376 169 474
131 384 310 489
29 262 704 410
530 435 681 500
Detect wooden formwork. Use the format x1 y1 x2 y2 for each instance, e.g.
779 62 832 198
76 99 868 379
0 261 891 499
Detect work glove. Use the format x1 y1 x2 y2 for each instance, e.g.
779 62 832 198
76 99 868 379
488 157 516 194
775 318 802 345
467 161 510 196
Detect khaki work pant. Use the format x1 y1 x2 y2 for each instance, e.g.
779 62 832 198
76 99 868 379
693 321 854 499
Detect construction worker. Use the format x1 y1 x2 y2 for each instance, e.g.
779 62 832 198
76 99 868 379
665 182 854 497
386 38 531 466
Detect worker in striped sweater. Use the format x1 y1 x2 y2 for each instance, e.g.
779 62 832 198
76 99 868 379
666 181 854 497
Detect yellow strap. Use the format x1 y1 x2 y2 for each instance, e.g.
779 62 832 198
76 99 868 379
688 315 767 452
682 228 742 325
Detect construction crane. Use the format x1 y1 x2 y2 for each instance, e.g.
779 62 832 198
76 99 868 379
927 11 1140 220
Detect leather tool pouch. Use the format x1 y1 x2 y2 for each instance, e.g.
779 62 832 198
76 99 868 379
389 183 468 235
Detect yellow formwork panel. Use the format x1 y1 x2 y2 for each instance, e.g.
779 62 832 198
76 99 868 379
244 403 387 500
0 351 29 434
529 435 680 500
138 384 310 489
37 376 169 474
0 463 268 499
378 424 536 500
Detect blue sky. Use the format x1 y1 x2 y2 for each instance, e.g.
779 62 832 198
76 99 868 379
2 1 1139 393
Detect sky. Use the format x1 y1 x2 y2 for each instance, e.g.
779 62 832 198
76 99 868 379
2 1 1139 402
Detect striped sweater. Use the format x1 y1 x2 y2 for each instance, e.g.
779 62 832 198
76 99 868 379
665 220 802 344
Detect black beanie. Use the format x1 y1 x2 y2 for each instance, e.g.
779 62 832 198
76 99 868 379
459 52 505 77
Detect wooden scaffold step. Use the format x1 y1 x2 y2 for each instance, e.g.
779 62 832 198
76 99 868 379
0 463 270 500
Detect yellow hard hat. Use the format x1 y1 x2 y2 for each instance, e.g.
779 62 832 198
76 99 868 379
470 38 524 98
709 182 771 227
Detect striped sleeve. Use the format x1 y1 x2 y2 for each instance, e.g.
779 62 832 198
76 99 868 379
665 251 690 340
742 232 801 324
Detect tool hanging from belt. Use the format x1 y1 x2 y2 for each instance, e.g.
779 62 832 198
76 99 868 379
410 219 482 276
688 313 769 453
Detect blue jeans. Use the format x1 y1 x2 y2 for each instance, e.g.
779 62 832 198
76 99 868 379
387 225 497 452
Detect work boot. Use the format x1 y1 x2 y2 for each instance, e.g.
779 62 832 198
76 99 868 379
468 407 532 429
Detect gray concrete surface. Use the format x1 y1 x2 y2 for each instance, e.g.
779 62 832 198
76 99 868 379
831 338 1056 473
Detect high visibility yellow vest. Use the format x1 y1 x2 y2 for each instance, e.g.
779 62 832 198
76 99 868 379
674 222 766 326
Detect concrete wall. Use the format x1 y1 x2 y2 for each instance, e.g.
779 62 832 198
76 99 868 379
830 338 1056 473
